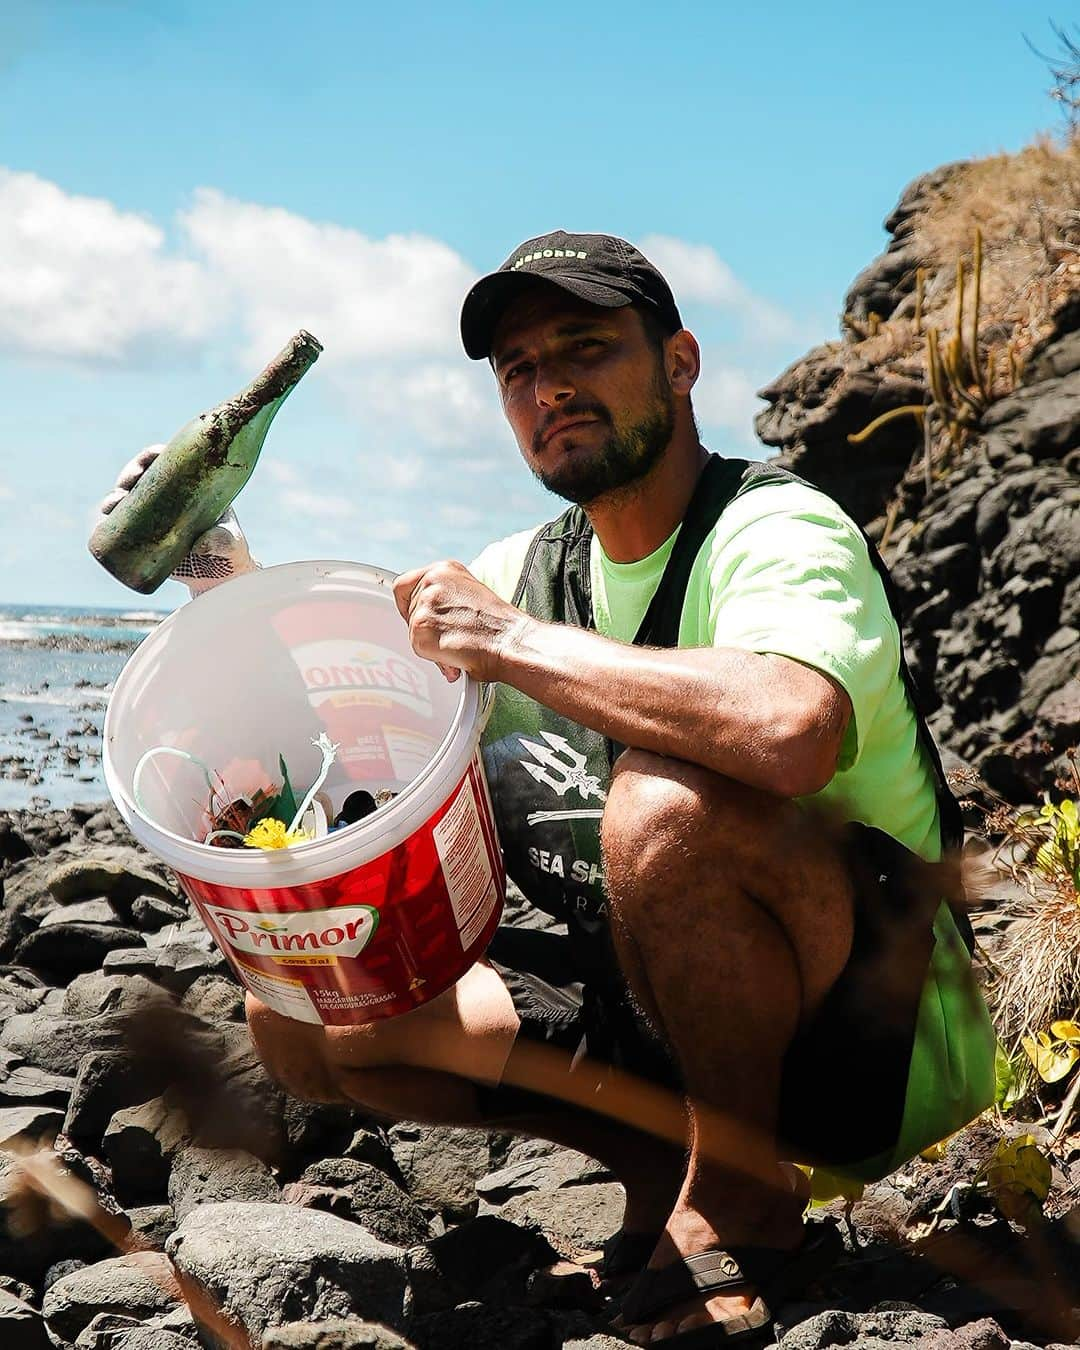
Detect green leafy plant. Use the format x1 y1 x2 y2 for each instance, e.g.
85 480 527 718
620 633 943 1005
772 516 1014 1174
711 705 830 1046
1023 1019 1080 1083
1030 797 1080 889
994 1043 1027 1111
954 752 1080 1141
974 1132 1053 1227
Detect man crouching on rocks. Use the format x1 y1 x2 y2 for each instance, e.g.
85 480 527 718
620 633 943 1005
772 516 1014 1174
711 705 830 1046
102 233 997 1349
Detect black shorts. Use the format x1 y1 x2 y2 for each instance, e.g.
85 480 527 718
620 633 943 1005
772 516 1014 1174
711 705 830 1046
479 824 943 1170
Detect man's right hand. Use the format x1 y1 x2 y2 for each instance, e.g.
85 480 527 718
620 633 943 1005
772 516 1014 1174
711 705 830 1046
97 445 259 596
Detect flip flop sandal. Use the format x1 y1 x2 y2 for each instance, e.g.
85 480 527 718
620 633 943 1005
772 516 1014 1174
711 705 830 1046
613 1220 842 1349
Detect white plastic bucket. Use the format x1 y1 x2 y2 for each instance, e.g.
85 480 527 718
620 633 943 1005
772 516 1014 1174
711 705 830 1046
103 560 505 1025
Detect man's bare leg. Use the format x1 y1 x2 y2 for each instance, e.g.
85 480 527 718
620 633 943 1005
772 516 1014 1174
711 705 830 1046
245 958 687 1237
599 750 855 1344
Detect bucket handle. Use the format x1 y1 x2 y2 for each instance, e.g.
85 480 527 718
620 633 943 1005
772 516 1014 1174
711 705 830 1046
478 679 497 728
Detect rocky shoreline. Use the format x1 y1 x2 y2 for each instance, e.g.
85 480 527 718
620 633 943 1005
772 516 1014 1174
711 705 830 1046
0 704 104 798
0 801 1076 1350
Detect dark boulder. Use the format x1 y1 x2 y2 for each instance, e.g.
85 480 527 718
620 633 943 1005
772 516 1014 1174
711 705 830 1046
283 1157 431 1248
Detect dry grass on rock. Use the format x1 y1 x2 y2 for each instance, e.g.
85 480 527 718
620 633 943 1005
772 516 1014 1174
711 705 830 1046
846 132 1080 418
991 884 1080 1054
916 133 1080 356
972 755 1080 1102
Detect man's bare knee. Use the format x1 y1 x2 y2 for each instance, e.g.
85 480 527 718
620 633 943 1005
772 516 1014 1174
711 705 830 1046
602 749 783 886
246 960 520 1108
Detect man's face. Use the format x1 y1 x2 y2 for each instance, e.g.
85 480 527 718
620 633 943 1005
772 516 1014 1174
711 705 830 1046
490 289 676 506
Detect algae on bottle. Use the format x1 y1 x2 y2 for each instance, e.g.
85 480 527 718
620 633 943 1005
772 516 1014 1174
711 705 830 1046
89 330 323 594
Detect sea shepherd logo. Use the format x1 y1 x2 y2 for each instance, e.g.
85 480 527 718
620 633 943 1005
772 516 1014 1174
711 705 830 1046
207 904 379 959
518 731 607 827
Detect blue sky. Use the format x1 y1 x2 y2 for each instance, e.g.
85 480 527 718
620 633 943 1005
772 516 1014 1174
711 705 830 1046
0 0 1061 606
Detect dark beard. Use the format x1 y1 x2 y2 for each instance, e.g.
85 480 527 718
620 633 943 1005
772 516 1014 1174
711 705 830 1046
529 382 676 507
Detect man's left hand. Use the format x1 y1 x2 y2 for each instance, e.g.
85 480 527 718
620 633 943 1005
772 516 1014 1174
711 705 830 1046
394 560 527 683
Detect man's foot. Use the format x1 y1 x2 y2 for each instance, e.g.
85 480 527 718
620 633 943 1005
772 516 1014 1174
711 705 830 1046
609 1165 818 1345
610 1221 841 1347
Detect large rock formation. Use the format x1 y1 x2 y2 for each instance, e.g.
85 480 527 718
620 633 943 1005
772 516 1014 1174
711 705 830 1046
757 155 1080 801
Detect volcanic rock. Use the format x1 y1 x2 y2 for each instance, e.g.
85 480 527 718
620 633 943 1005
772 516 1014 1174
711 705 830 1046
476 1139 611 1206
283 1157 431 1248
754 195 1080 801
102 940 225 995
405 1215 556 1316
165 1200 409 1342
262 1322 418 1349
497 1180 625 1258
0 1286 50 1349
387 1123 495 1221
179 973 245 1023
0 1063 74 1108
41 1252 181 1345
102 1097 188 1205
44 853 176 907
74 1320 194 1350
63 1050 168 1151
124 1204 176 1249
129 895 188 931
283 1098 363 1168
0 1013 129 1077
14 922 146 981
0 1104 64 1148
0 967 49 1018
408 1301 552 1350
60 971 162 1020
0 825 33 867
168 1144 280 1222
923 1319 1012 1350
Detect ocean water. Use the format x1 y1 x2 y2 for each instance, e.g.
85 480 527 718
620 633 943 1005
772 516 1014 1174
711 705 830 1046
0 603 169 812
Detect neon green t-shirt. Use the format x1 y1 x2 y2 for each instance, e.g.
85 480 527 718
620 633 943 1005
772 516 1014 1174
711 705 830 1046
471 477 995 1176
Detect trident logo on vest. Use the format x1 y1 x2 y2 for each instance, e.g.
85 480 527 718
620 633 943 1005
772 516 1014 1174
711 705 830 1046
517 731 607 827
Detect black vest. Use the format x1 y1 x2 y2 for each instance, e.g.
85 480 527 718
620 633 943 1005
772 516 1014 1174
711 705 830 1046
480 455 967 942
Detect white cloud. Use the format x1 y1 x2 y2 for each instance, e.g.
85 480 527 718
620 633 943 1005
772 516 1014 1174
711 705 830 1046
349 361 504 451
180 188 475 366
0 479 14 502
0 169 217 362
264 461 300 485
175 189 510 454
439 503 484 529
366 518 412 543
691 367 763 435
0 169 784 555
640 234 795 341
279 489 357 520
379 453 426 491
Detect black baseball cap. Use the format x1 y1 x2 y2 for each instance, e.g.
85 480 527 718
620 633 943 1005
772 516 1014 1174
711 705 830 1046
460 230 683 360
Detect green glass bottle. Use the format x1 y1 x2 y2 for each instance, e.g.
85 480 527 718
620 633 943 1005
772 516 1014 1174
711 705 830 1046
89 330 323 594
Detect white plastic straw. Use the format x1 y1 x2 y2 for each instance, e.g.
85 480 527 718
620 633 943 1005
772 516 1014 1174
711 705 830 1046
287 733 340 835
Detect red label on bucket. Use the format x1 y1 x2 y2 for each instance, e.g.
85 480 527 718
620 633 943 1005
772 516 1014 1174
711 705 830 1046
176 757 504 1025
274 600 440 787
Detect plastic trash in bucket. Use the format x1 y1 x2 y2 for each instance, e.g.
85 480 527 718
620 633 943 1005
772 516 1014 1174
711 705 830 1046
103 560 505 1025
